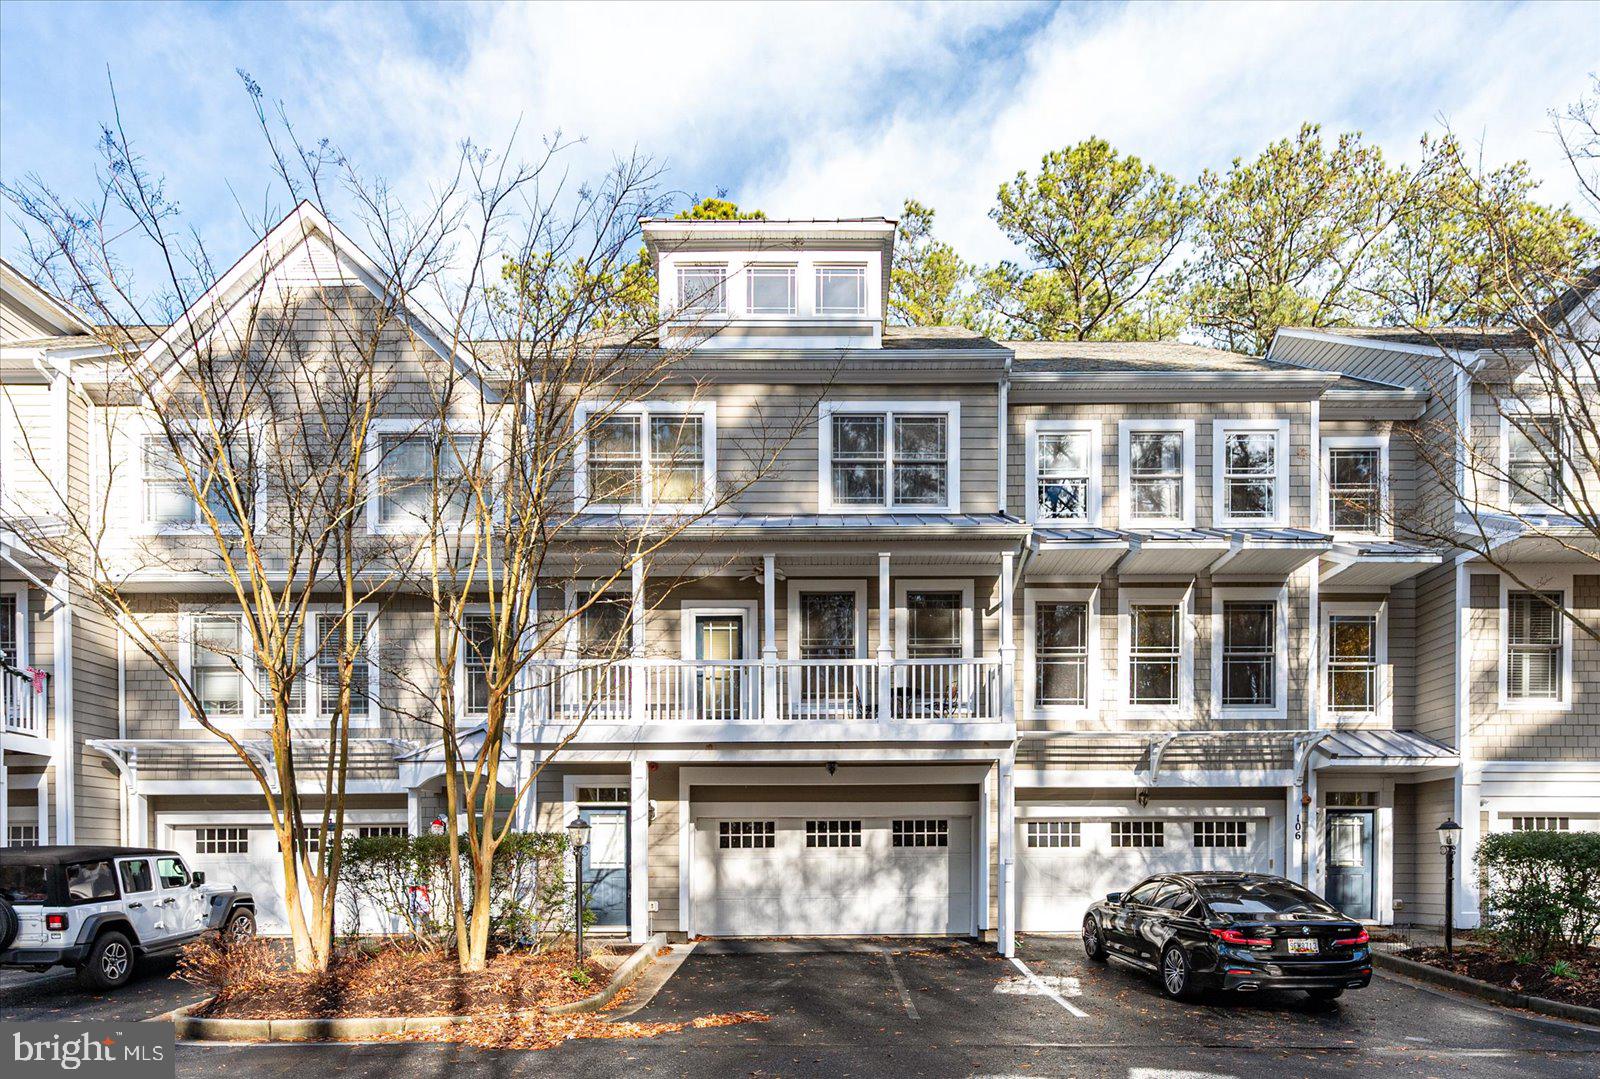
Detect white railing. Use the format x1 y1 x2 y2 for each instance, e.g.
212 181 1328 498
3 665 48 736
524 656 1004 727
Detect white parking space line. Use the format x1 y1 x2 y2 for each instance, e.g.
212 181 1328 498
875 946 920 1020
1008 956 1089 1018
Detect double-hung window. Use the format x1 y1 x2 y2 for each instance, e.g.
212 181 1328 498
460 612 494 718
1214 420 1287 525
1120 422 1192 525
1505 589 1564 704
190 614 246 719
1327 613 1380 714
580 405 713 511
1030 422 1099 523
1505 415 1564 511
1127 601 1183 708
676 264 727 315
746 265 796 315
823 404 957 512
370 429 472 533
815 265 867 315
904 591 962 659
1035 600 1089 710
314 611 373 721
1325 443 1384 534
143 432 251 531
1219 601 1277 709
0 592 19 666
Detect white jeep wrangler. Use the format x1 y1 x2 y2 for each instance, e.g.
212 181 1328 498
0 845 255 990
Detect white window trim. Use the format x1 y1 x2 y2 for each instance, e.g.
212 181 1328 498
178 605 381 730
1497 404 1571 516
1212 418 1291 528
364 418 502 536
785 579 870 660
0 583 27 667
572 401 717 515
893 578 976 660
456 604 493 721
1117 419 1195 528
136 423 263 537
1497 571 1574 712
1320 599 1389 725
1023 585 1099 721
1211 585 1290 720
744 263 798 318
1025 419 1102 525
674 263 729 316
814 263 869 317
817 400 961 514
1320 434 1390 537
562 580 635 660
1118 584 1194 719
678 600 760 661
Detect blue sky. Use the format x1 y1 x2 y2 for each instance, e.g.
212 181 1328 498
1 0 1596 294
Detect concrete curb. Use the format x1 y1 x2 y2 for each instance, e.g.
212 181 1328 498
1371 950 1600 1027
170 933 668 1042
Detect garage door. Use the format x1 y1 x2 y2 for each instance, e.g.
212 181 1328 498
168 823 290 934
1018 813 1274 931
692 811 973 937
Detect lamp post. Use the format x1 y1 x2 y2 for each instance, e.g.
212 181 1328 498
566 816 591 965
1437 818 1462 956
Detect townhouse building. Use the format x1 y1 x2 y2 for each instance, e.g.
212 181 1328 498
0 209 1593 955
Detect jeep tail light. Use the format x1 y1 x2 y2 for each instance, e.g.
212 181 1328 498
1333 929 1370 947
46 914 67 931
1210 927 1270 947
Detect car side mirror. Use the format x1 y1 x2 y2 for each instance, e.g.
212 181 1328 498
190 871 206 887
1105 891 1123 904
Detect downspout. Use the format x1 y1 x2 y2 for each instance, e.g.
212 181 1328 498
52 571 72 843
996 360 1010 515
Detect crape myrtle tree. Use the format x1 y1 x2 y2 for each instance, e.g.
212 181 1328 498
0 93 443 971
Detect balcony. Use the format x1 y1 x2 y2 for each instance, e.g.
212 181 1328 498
518 657 1010 742
3 664 48 739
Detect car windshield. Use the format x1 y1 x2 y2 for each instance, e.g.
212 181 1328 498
1198 879 1337 917
0 864 49 903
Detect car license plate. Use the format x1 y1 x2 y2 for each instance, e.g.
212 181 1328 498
1287 937 1319 955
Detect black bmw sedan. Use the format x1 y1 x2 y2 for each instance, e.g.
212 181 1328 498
1082 872 1372 1002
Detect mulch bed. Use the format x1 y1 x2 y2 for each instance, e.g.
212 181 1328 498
1400 944 1600 1010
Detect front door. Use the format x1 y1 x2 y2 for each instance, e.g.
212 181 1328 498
1325 810 1375 919
694 614 745 720
580 807 629 929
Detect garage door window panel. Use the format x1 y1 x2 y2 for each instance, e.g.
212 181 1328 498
1193 820 1249 848
892 819 949 848
1025 820 1081 848
1112 821 1164 848
719 821 776 849
806 820 862 848
195 827 249 855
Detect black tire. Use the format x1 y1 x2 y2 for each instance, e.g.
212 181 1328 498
0 896 17 951
1082 916 1108 962
224 908 257 939
1158 944 1197 1001
1306 987 1345 1003
77 930 136 991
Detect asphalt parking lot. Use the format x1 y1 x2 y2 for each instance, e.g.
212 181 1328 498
4 936 1598 1077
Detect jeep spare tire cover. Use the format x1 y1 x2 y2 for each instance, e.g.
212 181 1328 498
0 895 18 951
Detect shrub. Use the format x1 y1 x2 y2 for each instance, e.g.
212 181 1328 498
340 831 572 950
1477 831 1600 958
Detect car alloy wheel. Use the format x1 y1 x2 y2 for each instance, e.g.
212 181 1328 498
1161 947 1188 997
101 941 130 981
1082 917 1106 961
228 911 256 937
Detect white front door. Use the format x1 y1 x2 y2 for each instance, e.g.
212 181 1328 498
692 810 973 937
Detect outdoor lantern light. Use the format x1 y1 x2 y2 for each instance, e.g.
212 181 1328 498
1437 818 1462 955
567 817 591 965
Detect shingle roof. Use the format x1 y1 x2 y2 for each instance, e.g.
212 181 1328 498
1289 325 1532 351
880 325 1004 350
1007 339 1306 373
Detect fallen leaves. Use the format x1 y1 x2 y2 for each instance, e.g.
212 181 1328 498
384 1008 772 1050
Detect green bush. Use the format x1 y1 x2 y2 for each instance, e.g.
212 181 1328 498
1477 831 1600 957
340 831 572 950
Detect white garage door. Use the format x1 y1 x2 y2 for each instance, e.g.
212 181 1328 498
1018 813 1274 931
168 822 290 934
692 811 973 937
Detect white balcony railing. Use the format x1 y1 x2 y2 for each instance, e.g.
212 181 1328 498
3 665 49 737
523 657 1005 727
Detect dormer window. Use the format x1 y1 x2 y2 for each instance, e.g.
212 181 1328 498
816 265 867 315
746 265 796 315
676 264 727 315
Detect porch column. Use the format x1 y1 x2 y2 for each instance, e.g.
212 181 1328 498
36 769 49 845
1285 784 1304 883
1457 765 1483 928
997 750 1016 957
407 788 424 837
629 757 649 943
998 550 1016 724
762 555 777 721
630 559 646 724
877 552 892 721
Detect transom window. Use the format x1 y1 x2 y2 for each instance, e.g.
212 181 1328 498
1327 446 1382 532
1506 590 1563 702
1511 816 1569 832
719 821 776 849
1129 604 1181 707
1126 429 1186 521
746 265 797 315
1035 430 1093 521
1220 601 1276 708
1193 820 1248 848
1506 415 1563 510
1219 428 1280 520
891 819 949 848
357 825 407 838
1112 821 1164 848
676 264 727 315
1025 821 1081 848
1035 601 1089 709
195 827 249 855
584 408 708 510
815 265 867 315
1328 614 1379 713
827 409 951 510
805 819 862 848
576 786 629 804
905 591 962 659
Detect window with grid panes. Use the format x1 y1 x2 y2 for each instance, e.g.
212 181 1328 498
316 611 371 719
1192 820 1248 848
192 615 246 717
1506 591 1563 701
194 827 249 855
828 412 948 509
7 824 39 847
1035 430 1092 521
1327 614 1378 712
1025 821 1081 848
1129 604 1180 706
905 591 962 659
1111 820 1164 848
1221 601 1276 707
1127 430 1185 520
1327 447 1381 532
891 819 948 847
718 821 775 849
357 825 408 838
1036 601 1088 708
1221 430 1279 519
805 820 861 848
1511 816 1570 832
461 613 493 716
1507 415 1563 509
0 593 18 665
